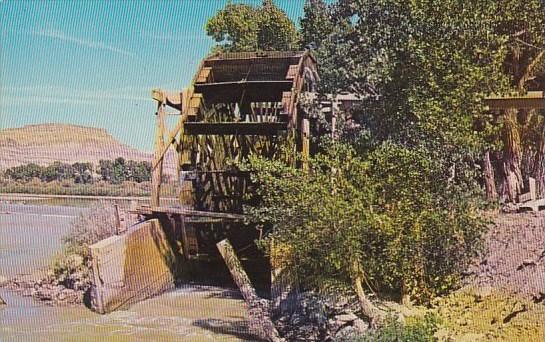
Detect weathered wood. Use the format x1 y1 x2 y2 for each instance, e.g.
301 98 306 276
285 64 299 80
485 91 545 110
184 122 288 136
152 89 183 110
151 96 166 207
196 67 212 83
519 177 537 203
132 205 246 220
483 151 498 201
194 81 292 103
152 114 188 170
113 203 121 235
301 118 310 169
216 239 283 342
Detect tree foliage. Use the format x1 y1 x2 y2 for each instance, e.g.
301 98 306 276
206 0 299 52
3 158 151 185
246 142 486 304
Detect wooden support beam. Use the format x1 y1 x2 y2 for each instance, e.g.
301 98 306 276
301 118 310 170
285 65 299 80
152 89 183 110
194 81 292 103
152 114 188 170
216 239 283 342
196 67 212 83
184 122 288 136
485 91 545 110
132 205 246 220
151 94 166 207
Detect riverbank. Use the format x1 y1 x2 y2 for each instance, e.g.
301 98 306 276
0 202 254 341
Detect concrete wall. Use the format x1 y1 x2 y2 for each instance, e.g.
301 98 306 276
89 219 177 314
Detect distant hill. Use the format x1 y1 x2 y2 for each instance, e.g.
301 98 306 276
0 124 176 175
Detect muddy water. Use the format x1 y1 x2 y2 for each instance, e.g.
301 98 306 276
0 204 252 341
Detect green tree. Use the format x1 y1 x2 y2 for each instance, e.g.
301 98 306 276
72 162 94 184
41 162 75 182
246 142 485 316
111 157 127 185
98 160 113 182
313 0 545 202
299 0 333 49
206 0 299 52
5 163 43 182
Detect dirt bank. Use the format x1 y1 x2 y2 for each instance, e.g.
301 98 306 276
464 211 545 301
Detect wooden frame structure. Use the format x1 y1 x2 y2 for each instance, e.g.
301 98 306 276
142 50 317 259
484 91 545 111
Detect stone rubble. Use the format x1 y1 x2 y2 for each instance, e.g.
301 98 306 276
273 291 373 341
0 275 87 306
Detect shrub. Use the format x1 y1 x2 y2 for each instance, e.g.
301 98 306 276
50 202 118 290
246 141 486 304
346 313 440 342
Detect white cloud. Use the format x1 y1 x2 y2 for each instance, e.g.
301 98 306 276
31 29 135 57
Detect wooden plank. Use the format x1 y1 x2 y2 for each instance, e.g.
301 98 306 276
285 64 299 80
196 67 212 83
152 89 183 110
485 91 545 110
152 114 188 170
281 91 292 114
151 99 166 207
184 122 288 136
132 205 246 220
216 239 282 342
206 50 304 62
194 80 292 103
302 118 310 170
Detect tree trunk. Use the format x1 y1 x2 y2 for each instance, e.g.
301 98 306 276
500 109 523 203
401 279 411 307
216 239 283 342
534 122 545 198
351 260 384 328
483 151 498 202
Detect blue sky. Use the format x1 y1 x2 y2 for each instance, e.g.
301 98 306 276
1 0 306 151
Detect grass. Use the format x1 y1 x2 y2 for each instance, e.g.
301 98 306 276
433 288 545 341
0 179 179 198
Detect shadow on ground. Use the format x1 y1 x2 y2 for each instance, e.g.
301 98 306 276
192 318 265 341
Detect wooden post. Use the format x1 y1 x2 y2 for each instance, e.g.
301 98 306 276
152 91 166 207
216 239 283 342
301 118 310 170
529 177 536 201
483 151 498 202
113 203 121 235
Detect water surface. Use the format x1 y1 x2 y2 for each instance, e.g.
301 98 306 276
0 203 252 341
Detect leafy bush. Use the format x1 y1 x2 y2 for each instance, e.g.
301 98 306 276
246 141 486 304
346 314 440 342
49 202 118 290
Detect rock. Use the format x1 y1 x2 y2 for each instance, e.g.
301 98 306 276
522 259 536 266
335 312 358 323
335 325 357 339
353 318 369 333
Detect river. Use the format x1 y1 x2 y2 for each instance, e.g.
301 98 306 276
0 203 252 342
